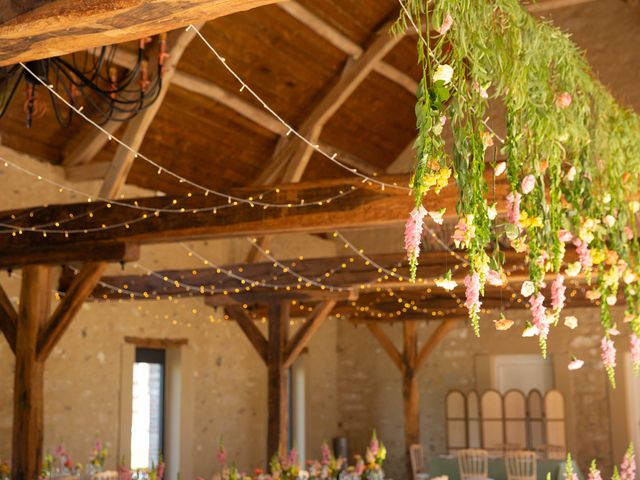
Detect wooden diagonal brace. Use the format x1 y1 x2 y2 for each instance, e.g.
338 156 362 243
0 283 17 352
283 299 336 368
366 322 403 371
225 304 268 364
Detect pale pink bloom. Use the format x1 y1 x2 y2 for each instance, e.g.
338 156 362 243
437 13 453 35
404 206 427 259
551 274 566 311
574 238 593 271
428 209 445 225
600 336 617 371
530 293 548 339
620 447 636 480
588 463 602 480
506 191 521 225
566 166 577 181
625 226 634 240
481 131 494 149
452 217 470 246
608 327 621 336
568 358 584 370
494 162 506 176
631 334 640 371
486 269 503 286
464 272 482 314
555 92 572 109
521 174 536 194
607 295 618 306
217 444 227 465
585 290 601 301
558 229 573 242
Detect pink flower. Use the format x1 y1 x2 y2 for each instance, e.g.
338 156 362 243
369 433 379 456
601 336 617 371
568 358 584 370
574 239 593 272
620 447 636 480
631 334 640 371
288 448 299 467
404 206 427 258
437 13 453 35
556 92 572 109
464 272 482 314
530 293 548 339
321 443 332 466
558 229 573 242
486 269 503 287
625 226 634 240
588 461 602 480
521 174 536 194
506 191 521 225
217 443 227 465
452 218 468 246
551 274 566 311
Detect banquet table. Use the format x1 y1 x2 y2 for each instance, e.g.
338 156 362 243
427 456 584 480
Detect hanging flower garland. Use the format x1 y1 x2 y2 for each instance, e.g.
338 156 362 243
396 0 640 385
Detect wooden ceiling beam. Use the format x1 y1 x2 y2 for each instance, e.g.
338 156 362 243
277 2 418 94
283 299 336 368
0 0 285 67
257 15 404 185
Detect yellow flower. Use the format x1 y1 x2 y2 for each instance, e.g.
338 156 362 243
519 212 542 229
590 249 606 265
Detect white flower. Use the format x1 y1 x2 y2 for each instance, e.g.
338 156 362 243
568 359 584 370
608 326 621 336
435 277 457 291
487 203 497 220
520 281 535 298
624 270 636 284
522 325 539 337
564 316 578 329
565 262 582 277
566 166 576 182
494 162 506 176
606 295 617 306
603 193 611 204
604 215 615 228
631 200 640 213
433 64 453 85
428 208 446 225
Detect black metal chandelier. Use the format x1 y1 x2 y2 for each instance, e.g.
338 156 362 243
0 34 168 128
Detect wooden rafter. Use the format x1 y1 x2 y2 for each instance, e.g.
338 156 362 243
277 2 418 94
256 15 404 185
98 26 202 198
0 0 285 67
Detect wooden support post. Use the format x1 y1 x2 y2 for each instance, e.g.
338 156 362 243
267 300 290 461
402 321 419 479
12 265 52 480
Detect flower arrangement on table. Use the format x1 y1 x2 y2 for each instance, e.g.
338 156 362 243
396 0 640 386
206 432 386 480
89 440 108 472
0 460 9 480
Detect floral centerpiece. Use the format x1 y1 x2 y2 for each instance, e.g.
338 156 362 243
89 440 108 472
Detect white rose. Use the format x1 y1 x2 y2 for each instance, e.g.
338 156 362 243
563 316 578 329
433 64 453 85
520 281 535 297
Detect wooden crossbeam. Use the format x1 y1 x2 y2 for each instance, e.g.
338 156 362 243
225 304 268 364
0 283 17 352
2 174 479 252
283 299 336 368
366 323 403 370
37 262 108 360
0 241 139 270
0 0 284 67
